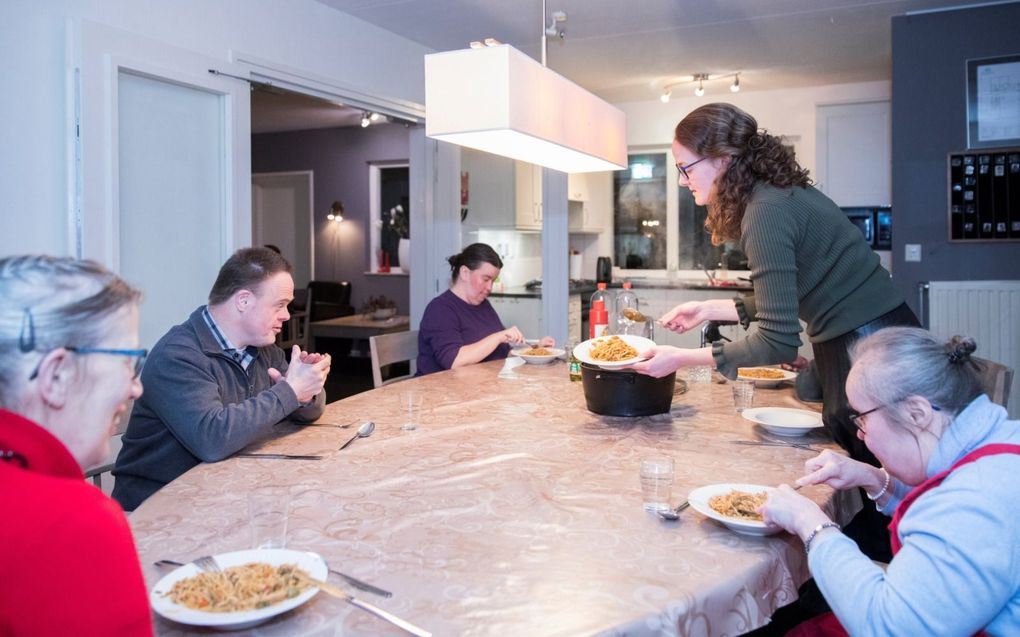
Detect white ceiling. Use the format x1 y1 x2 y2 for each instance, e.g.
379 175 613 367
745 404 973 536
255 0 1003 132
315 0 999 103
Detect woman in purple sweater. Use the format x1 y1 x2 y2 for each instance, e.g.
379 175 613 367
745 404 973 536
417 243 554 375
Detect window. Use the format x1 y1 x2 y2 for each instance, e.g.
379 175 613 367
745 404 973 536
369 163 409 272
613 153 667 269
613 150 746 274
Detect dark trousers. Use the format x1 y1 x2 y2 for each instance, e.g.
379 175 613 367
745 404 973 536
812 302 920 561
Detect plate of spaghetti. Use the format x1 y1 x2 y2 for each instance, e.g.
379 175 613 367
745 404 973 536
736 367 797 388
510 346 565 364
573 334 655 369
688 483 781 536
150 548 328 629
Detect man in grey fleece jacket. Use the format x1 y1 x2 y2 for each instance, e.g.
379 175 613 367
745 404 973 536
112 248 330 511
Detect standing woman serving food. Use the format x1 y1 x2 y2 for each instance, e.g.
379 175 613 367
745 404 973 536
0 256 152 635
630 103 920 559
417 243 554 375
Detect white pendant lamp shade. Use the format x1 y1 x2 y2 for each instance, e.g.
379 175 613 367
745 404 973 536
425 45 627 173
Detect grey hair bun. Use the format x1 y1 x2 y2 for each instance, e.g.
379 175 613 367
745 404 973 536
945 335 977 365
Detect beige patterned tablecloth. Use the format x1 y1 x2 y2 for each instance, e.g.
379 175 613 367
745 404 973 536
130 360 860 636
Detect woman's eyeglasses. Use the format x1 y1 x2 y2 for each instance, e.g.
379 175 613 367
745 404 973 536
29 346 148 380
675 157 707 180
850 399 941 433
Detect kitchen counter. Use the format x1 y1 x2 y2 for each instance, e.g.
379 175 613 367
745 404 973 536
489 279 751 298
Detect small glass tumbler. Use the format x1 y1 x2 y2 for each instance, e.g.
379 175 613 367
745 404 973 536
687 365 712 383
639 457 675 512
248 486 289 549
732 379 755 412
401 390 423 431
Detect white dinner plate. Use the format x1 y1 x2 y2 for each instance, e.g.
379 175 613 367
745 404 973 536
741 407 824 437
150 548 328 630
572 335 656 369
688 483 781 536
736 367 798 388
510 347 565 364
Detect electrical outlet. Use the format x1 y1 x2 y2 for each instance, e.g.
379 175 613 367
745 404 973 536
905 244 922 262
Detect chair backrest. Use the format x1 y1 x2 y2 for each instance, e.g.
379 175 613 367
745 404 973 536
278 287 311 351
973 356 1014 409
369 330 419 388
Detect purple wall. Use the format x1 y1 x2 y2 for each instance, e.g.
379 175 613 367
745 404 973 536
252 123 410 314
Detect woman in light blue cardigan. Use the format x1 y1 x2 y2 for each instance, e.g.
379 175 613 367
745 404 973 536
762 327 1020 636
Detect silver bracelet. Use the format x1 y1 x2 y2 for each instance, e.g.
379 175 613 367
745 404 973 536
866 468 891 502
804 521 841 555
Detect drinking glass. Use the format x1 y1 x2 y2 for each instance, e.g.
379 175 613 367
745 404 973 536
401 390 423 431
732 379 755 412
639 457 674 512
687 365 712 383
248 486 289 549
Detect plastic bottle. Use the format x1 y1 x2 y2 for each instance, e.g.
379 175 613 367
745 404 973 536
615 281 638 331
589 283 613 337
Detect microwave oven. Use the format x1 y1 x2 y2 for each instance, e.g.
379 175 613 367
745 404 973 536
841 207 891 250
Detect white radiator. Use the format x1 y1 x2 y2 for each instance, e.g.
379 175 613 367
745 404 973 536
927 281 1020 418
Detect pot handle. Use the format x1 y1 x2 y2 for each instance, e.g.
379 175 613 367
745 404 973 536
595 372 636 385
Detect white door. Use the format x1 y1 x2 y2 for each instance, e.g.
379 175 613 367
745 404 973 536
75 20 251 348
815 100 891 206
252 172 314 288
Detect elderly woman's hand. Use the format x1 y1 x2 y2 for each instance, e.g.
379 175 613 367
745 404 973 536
759 484 831 539
798 450 879 491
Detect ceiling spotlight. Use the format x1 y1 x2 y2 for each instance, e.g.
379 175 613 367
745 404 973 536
694 76 705 97
360 112 371 128
469 40 484 49
660 88 671 104
370 112 380 122
730 73 740 93
483 37 502 47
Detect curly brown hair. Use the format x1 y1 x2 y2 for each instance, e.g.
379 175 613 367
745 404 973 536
674 103 811 245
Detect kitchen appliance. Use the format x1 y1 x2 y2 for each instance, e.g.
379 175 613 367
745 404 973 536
580 363 676 416
596 256 613 284
842 207 874 246
841 206 892 250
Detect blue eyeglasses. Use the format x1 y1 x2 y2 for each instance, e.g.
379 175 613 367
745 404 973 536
676 157 707 180
29 346 148 381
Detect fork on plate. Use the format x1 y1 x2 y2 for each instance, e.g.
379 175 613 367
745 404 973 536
192 555 222 573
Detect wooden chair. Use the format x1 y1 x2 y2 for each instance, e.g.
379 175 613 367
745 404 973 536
973 356 1014 409
369 330 418 388
278 287 311 351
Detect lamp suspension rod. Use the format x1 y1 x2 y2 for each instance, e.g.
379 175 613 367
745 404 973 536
208 68 274 89
541 0 548 67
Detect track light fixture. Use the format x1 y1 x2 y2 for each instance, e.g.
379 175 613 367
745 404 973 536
360 111 371 128
660 72 742 101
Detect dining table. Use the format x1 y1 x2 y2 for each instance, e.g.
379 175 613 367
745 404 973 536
309 314 410 353
129 358 861 636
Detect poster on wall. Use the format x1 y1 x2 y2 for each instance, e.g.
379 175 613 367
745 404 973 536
967 54 1020 149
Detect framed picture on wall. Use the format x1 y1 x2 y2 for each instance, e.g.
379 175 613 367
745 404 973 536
967 54 1020 150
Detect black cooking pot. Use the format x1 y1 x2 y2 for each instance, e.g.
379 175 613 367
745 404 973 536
580 363 676 417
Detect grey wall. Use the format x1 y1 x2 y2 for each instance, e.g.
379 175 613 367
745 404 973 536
252 123 411 314
891 3 1020 315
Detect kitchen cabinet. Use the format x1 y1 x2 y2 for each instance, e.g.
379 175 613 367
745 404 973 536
515 161 542 230
488 293 582 343
568 171 611 234
461 149 516 229
567 172 589 202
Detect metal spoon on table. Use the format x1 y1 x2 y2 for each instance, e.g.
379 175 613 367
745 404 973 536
658 500 690 521
339 421 375 450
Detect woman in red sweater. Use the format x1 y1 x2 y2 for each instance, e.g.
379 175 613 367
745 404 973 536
0 255 152 636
